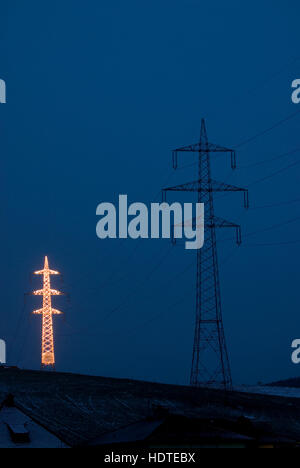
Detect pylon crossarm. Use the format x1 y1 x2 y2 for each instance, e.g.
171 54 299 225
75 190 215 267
162 180 199 196
163 179 245 192
32 288 63 296
32 308 43 315
32 289 44 296
172 146 236 170
209 215 238 228
211 180 246 192
162 180 249 208
170 215 242 245
176 214 240 232
34 269 59 275
173 142 234 153
50 289 63 296
212 181 249 209
208 216 242 245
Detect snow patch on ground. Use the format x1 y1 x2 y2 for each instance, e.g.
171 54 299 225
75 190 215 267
235 385 300 399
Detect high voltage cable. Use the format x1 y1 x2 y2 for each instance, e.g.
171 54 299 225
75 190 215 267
111 247 241 340
101 243 174 324
59 243 240 339
245 56 300 95
239 147 300 169
59 243 175 336
94 168 176 291
234 108 300 149
250 197 300 210
247 157 300 187
215 150 300 204
244 239 300 247
222 215 300 243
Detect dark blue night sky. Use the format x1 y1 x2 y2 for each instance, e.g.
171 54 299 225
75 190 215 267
0 0 299 385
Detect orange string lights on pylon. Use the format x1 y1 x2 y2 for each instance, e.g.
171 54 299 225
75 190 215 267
32 256 63 368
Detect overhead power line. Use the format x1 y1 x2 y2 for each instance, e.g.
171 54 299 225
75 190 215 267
247 157 300 187
240 147 300 169
234 108 300 149
250 197 300 210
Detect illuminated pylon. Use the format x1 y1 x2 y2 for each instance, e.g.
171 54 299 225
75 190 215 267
32 256 63 369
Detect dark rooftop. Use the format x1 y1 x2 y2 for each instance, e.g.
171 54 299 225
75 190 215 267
1 368 300 447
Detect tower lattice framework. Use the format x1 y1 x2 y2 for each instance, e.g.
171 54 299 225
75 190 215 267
32 256 63 368
163 119 248 390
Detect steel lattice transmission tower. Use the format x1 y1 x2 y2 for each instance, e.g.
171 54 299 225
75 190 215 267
32 256 63 369
162 119 248 390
